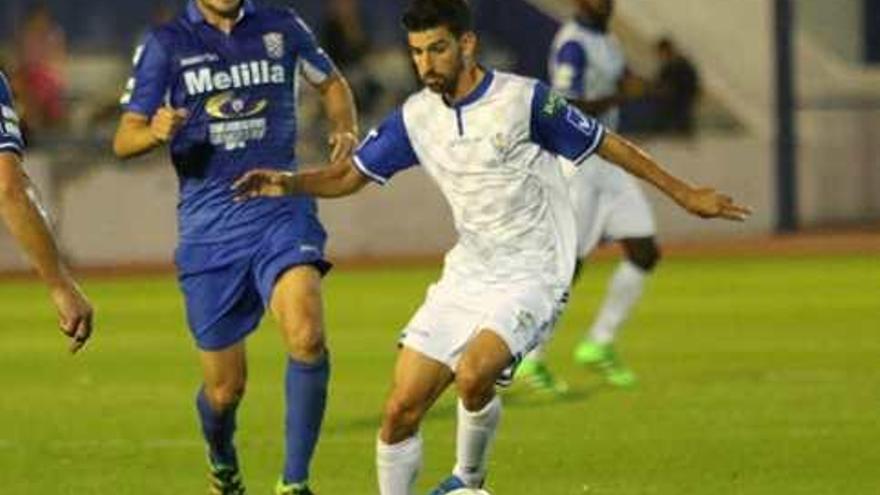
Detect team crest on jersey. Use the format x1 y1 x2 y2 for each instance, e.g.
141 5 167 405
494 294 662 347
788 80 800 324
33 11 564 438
491 132 512 157
542 90 567 116
263 33 285 59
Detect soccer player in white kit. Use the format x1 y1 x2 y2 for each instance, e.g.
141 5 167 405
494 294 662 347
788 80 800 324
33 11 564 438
232 1 749 493
517 0 660 391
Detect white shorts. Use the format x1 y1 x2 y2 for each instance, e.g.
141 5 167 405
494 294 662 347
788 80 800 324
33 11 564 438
400 277 568 374
568 154 657 256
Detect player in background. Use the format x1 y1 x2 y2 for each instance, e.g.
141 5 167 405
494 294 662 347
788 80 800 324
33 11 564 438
112 1 358 494
0 70 93 353
517 0 661 391
231 1 750 493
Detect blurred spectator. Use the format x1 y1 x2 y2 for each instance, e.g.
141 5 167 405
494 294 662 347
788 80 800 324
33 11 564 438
651 37 700 135
321 0 383 112
14 3 69 135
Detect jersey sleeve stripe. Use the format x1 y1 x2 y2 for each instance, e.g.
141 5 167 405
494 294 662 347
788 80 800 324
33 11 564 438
572 125 605 166
353 154 389 185
0 142 23 155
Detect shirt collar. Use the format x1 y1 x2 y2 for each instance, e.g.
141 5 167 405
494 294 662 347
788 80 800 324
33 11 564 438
447 69 495 109
186 0 255 25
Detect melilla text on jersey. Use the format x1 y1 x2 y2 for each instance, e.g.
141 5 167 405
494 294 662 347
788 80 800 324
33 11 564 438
183 58 286 151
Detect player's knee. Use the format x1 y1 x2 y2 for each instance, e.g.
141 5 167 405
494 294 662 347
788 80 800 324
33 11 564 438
625 238 662 272
455 365 494 410
204 382 245 410
383 397 425 441
282 319 326 362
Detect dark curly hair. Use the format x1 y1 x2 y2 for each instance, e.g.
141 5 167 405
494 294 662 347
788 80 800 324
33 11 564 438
401 0 473 37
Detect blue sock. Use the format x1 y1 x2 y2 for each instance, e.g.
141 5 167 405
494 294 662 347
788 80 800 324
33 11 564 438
283 353 330 484
196 387 240 469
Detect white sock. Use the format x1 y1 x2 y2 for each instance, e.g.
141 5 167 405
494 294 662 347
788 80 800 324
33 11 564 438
453 396 502 487
588 260 647 345
376 434 422 495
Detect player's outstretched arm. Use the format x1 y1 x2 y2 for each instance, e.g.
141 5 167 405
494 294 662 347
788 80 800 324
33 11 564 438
112 106 188 159
232 158 370 200
598 131 752 221
0 152 94 353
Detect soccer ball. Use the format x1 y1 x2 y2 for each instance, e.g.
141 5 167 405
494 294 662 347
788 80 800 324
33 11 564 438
446 489 491 495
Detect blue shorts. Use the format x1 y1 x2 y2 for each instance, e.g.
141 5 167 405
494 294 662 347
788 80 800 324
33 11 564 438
175 213 330 351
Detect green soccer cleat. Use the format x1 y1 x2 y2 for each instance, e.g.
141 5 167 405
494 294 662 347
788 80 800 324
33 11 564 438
514 357 569 394
275 478 315 495
208 462 246 495
573 340 637 388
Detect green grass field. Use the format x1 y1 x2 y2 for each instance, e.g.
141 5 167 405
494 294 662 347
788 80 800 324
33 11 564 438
1 254 878 494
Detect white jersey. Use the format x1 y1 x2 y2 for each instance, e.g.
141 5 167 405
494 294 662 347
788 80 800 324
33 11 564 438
549 19 657 253
549 19 625 130
354 70 605 289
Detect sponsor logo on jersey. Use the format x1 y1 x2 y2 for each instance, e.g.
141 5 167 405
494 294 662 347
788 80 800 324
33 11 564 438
263 32 285 59
566 107 598 136
183 60 286 96
209 118 267 151
542 90 568 117
180 53 221 67
205 91 268 120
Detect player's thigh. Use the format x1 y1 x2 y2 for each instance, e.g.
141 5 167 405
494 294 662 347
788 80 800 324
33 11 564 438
269 264 325 346
199 341 248 404
385 346 455 422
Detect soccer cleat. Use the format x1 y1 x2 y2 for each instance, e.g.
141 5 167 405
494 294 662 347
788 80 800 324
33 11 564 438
208 462 246 495
275 478 314 495
514 357 569 394
428 475 470 495
573 340 637 387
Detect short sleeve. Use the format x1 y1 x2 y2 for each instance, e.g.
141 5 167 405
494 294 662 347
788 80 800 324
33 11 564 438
121 32 171 116
290 13 337 85
530 81 605 165
551 41 587 99
0 72 24 155
353 109 419 184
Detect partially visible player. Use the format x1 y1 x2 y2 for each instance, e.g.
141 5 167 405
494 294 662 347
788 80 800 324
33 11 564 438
0 70 93 353
231 1 749 493
112 1 358 494
517 0 660 391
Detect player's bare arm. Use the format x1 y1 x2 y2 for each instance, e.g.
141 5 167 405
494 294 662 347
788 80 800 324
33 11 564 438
112 106 189 159
598 131 752 221
0 152 93 353
314 74 359 163
232 158 369 200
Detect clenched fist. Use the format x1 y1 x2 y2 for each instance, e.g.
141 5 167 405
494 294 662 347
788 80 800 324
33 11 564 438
150 105 188 143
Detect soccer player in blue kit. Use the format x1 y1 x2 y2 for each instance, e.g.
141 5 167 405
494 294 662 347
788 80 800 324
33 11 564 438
112 1 358 493
1 71 94 352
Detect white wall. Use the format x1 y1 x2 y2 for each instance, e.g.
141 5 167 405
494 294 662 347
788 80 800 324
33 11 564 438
2 137 772 270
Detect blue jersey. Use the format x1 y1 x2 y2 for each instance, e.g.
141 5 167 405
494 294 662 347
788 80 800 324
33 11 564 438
122 0 337 244
0 72 25 156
